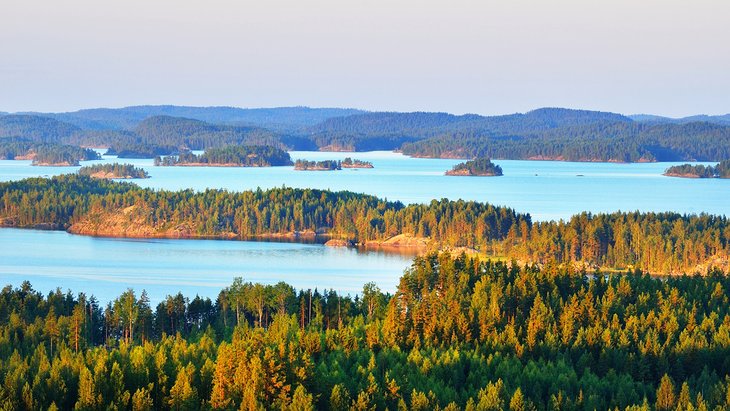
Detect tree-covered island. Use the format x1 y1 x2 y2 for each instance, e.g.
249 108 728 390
154 145 293 167
446 157 503 176
341 157 374 168
294 159 342 171
78 163 149 179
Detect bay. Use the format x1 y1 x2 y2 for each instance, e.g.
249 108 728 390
0 228 413 304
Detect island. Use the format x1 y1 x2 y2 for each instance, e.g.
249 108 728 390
294 159 341 171
154 145 293 167
341 157 374 168
664 160 730 178
0 139 101 166
78 163 150 179
445 157 503 176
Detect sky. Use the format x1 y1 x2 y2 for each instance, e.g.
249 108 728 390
1 0 728 117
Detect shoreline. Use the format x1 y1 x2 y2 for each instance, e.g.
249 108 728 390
0 224 425 257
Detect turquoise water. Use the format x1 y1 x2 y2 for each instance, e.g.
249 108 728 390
0 228 413 304
1 151 728 302
0 151 726 221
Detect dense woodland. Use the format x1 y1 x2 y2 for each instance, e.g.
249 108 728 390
1 175 728 274
78 164 149 179
1 253 730 409
3 107 730 162
664 161 730 178
154 146 293 167
446 158 503 176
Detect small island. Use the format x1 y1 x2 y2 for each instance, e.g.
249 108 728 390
664 160 730 179
445 157 503 176
294 159 342 171
78 163 150 179
155 145 293 167
341 157 374 168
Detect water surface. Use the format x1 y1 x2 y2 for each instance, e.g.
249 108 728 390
0 151 726 221
0 228 413 304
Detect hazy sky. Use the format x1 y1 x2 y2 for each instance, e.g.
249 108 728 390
1 0 728 116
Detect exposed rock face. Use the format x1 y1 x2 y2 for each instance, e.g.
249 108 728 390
68 205 234 239
445 168 500 176
663 172 701 178
324 238 355 247
364 234 431 249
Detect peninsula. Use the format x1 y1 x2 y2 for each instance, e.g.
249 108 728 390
664 160 730 178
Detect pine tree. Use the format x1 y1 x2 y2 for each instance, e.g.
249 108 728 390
655 374 676 411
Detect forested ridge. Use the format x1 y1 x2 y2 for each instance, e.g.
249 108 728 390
1 175 728 274
401 122 730 162
4 107 730 162
1 253 730 409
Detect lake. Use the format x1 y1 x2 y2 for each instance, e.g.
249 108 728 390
0 228 414 304
1 151 728 302
1 151 727 221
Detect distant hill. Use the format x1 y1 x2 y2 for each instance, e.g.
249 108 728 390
630 113 730 125
306 108 634 151
133 115 282 149
401 120 730 162
24 106 365 131
3 106 730 162
0 115 81 142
